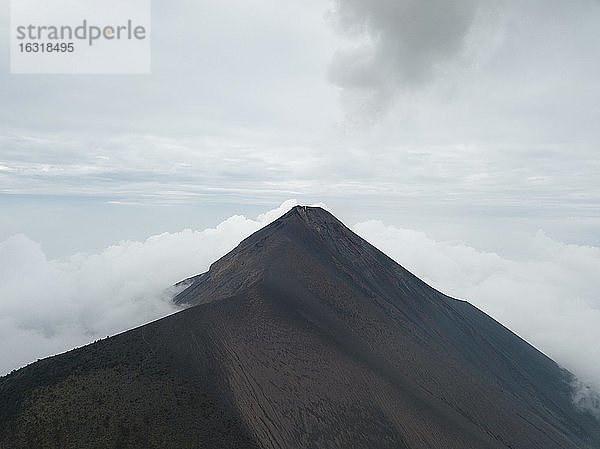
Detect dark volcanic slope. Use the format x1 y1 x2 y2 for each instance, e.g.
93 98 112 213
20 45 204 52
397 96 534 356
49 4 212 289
1 206 599 449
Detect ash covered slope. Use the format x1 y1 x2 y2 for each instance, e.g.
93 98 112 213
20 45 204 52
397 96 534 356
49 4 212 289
1 206 599 449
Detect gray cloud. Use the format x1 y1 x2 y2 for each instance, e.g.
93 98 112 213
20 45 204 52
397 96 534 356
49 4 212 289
328 0 600 130
572 380 600 419
1 0 599 217
328 0 485 120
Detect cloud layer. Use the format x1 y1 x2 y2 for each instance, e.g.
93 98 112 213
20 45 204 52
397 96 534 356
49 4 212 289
0 200 299 374
1 200 599 412
353 221 600 392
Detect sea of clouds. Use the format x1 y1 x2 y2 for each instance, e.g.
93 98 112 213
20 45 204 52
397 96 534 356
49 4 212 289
0 200 298 375
352 219 600 417
1 200 599 416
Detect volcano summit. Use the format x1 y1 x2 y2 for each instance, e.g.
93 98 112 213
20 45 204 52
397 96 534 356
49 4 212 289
1 206 598 448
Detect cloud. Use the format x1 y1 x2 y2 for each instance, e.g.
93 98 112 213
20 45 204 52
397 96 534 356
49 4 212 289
572 380 600 420
328 0 486 120
353 220 600 415
1 200 599 417
2 1 600 244
0 0 339 136
0 200 300 375
328 0 600 130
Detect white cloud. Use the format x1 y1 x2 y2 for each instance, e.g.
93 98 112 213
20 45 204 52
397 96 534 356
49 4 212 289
0 200 299 374
353 220 600 415
1 200 599 417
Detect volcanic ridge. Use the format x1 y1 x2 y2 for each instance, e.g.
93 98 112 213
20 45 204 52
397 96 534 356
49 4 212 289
1 206 599 449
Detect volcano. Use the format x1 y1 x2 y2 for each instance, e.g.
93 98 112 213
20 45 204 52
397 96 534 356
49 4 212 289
1 206 599 448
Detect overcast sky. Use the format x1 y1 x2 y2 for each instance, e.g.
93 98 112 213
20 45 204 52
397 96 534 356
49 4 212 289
0 0 599 410
0 0 599 256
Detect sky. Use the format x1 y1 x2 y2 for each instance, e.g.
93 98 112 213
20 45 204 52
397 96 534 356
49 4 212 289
0 0 599 413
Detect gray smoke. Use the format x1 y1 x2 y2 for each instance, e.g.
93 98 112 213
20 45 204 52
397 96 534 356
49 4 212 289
572 379 600 419
328 0 485 120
